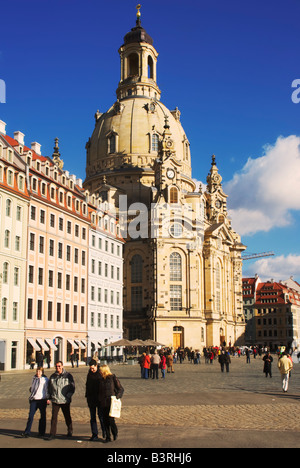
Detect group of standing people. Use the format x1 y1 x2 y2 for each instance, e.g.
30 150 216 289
139 350 174 379
22 360 124 442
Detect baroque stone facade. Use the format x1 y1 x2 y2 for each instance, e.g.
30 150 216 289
83 10 246 349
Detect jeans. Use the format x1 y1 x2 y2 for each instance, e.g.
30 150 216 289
89 405 105 437
24 399 47 436
161 368 165 378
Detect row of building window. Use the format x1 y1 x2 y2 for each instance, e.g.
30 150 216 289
131 252 183 283
90 312 121 329
28 267 86 292
30 176 88 215
130 285 182 312
27 299 85 323
0 165 25 191
257 329 293 338
257 316 293 326
91 260 120 280
91 235 122 256
1 298 18 321
107 133 190 160
29 234 87 263
31 207 87 238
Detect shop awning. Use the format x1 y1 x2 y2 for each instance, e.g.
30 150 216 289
36 338 50 351
45 339 58 351
74 340 85 349
67 339 79 349
27 338 41 351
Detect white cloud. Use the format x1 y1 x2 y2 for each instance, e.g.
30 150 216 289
244 254 300 282
224 135 300 235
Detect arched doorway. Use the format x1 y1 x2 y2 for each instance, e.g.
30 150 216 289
173 326 184 349
220 328 226 347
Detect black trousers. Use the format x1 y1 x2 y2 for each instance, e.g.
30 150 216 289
89 405 105 437
152 364 159 379
220 363 230 372
102 406 118 439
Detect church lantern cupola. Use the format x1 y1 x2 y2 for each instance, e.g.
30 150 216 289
116 4 161 101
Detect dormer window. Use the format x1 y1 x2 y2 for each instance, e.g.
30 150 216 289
18 175 25 191
7 169 13 185
109 135 116 153
32 177 38 192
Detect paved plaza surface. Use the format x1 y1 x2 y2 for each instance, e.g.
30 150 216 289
0 355 300 449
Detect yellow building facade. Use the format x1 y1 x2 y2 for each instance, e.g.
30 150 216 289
84 10 246 349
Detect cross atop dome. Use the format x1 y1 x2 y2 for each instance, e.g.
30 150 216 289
136 4 141 25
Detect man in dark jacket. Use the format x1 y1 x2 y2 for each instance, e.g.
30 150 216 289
218 350 231 373
263 352 273 378
85 359 105 441
47 361 75 439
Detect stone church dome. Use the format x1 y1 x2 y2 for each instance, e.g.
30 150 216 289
86 97 192 182
85 8 193 191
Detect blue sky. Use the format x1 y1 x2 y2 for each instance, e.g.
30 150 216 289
1 0 300 281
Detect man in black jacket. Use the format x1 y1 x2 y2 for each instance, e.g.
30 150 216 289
85 359 105 441
218 349 231 373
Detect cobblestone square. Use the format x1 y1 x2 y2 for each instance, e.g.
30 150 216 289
0 356 300 448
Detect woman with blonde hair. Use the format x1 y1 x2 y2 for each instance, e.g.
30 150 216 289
99 365 124 442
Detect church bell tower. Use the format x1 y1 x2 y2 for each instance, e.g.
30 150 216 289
116 4 161 101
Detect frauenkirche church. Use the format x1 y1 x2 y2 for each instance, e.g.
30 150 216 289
83 6 246 349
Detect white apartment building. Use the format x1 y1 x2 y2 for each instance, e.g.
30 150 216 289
0 123 30 370
87 195 124 361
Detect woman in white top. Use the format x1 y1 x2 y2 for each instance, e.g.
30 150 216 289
22 367 50 438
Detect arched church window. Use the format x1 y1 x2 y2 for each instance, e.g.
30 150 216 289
109 135 116 154
170 187 178 204
185 143 189 161
128 53 139 76
215 262 221 312
152 133 159 152
148 56 154 79
131 254 143 283
170 252 182 281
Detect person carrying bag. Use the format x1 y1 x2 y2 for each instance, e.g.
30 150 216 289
99 365 124 443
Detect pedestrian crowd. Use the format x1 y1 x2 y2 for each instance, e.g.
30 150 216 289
139 349 174 379
21 345 297 441
21 359 124 443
